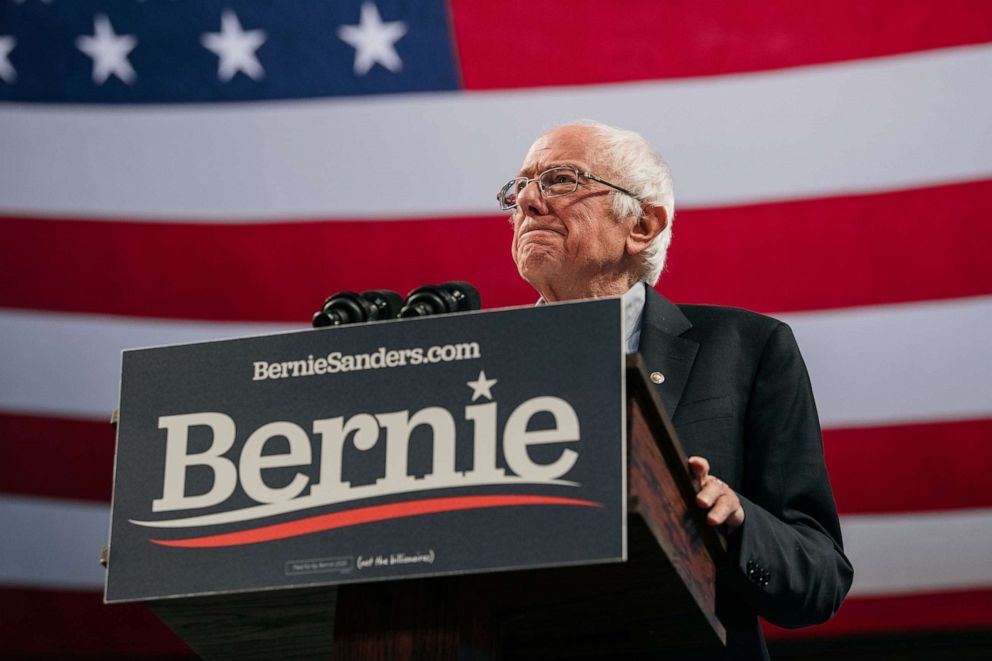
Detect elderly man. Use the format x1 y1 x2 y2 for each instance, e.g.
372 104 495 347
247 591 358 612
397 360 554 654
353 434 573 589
498 120 853 659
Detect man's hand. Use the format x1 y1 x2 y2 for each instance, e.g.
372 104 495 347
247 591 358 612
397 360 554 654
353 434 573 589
688 456 745 531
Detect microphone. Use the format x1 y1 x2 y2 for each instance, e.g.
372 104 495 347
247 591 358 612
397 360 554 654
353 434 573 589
312 289 404 328
399 281 482 318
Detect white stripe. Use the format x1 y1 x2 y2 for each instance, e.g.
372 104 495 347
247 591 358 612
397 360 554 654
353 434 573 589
778 296 992 428
1 46 990 220
0 310 293 419
0 495 109 590
3 494 989 595
843 508 992 597
2 298 990 426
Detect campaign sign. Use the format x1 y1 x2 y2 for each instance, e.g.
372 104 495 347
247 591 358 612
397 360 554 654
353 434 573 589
105 299 625 602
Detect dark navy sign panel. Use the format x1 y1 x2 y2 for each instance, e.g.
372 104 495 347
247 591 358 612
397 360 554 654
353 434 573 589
0 0 459 103
106 299 625 602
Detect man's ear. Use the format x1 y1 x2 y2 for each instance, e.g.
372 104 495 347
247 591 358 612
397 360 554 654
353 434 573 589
626 205 667 257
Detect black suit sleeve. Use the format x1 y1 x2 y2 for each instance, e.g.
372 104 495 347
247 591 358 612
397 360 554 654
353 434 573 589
728 322 853 628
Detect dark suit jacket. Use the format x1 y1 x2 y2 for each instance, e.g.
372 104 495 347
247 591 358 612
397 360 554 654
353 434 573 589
637 286 853 660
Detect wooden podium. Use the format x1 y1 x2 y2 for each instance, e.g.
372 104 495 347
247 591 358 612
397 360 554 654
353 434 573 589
143 356 726 660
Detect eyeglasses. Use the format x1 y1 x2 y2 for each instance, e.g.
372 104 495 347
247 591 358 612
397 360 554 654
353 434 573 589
497 166 641 211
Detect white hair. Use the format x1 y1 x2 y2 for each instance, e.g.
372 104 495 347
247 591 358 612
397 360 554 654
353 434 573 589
568 120 675 285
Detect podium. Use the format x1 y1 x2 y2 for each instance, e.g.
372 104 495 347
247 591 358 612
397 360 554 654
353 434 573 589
135 357 726 660
106 300 727 659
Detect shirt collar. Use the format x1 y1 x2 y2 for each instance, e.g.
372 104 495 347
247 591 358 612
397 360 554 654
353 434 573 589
621 282 646 353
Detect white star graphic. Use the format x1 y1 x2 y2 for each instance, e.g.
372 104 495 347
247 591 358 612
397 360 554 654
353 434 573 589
0 36 16 84
76 14 137 85
201 10 267 82
467 370 498 402
336 2 407 76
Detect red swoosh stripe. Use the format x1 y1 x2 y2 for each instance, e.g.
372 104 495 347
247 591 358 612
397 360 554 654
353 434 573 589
148 494 603 548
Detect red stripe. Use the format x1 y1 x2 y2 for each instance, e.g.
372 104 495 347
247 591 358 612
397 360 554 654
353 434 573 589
2 179 990 321
10 542 982 654
149 495 601 548
663 179 992 314
0 412 115 502
0 214 532 321
1 586 988 656
0 587 193 657
5 410 991 515
451 0 992 89
763 588 992 639
823 418 992 515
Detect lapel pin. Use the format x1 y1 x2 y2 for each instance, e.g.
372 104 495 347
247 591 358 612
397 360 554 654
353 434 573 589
650 371 665 384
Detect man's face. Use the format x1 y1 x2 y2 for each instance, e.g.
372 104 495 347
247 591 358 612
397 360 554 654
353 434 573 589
510 126 632 297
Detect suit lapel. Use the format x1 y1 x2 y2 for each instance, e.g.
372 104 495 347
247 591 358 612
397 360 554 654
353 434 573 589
637 287 698 418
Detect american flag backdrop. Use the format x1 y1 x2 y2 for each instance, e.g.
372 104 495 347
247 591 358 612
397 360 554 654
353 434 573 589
1 0 991 656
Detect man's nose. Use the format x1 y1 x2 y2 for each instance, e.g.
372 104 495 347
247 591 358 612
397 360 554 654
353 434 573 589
516 179 547 216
